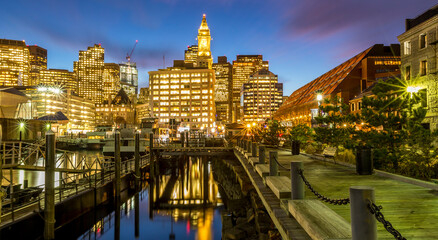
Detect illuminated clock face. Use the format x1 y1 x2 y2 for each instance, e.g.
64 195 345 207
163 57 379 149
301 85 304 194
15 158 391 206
200 39 207 47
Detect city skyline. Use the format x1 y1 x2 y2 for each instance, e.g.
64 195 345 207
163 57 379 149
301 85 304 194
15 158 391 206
0 0 433 96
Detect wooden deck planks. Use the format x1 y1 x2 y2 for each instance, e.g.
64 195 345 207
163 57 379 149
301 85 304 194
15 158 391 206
267 148 438 240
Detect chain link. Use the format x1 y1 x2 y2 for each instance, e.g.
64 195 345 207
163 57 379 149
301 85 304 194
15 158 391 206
297 169 350 205
367 200 407 240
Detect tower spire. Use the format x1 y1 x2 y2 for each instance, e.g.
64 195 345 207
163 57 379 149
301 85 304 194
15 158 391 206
197 14 212 69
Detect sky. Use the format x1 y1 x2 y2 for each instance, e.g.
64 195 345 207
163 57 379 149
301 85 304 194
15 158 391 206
0 0 435 96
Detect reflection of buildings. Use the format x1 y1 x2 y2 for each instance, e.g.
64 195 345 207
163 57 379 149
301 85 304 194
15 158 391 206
274 44 400 126
398 5 438 129
242 69 283 123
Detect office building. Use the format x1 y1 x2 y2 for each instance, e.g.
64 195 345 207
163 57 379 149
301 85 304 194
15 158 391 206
28 45 47 86
96 88 135 127
38 69 77 92
119 62 138 97
212 56 232 123
243 69 283 122
232 55 269 122
398 5 438 129
149 66 216 134
103 63 121 101
74 44 105 104
0 39 30 86
185 45 198 66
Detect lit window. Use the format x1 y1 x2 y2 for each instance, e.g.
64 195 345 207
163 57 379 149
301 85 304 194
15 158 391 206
404 41 411 55
420 60 427 76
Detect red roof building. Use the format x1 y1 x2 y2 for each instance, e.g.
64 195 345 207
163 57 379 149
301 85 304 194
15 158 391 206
274 44 401 126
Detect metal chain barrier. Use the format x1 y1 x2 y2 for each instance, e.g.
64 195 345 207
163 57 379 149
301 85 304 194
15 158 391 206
367 200 407 240
298 169 350 205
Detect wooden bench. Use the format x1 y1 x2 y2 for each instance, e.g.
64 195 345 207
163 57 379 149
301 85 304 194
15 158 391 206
255 164 270 178
322 146 337 158
288 200 351 240
266 176 291 199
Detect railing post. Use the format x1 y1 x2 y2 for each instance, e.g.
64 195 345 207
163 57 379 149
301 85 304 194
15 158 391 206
44 130 56 240
252 142 257 157
149 133 154 181
290 161 304 199
269 151 278 176
135 131 140 191
350 186 376 240
115 131 121 198
259 145 266 164
181 132 185 148
248 141 252 154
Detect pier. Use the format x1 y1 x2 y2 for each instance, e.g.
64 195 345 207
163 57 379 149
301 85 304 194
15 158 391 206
233 140 438 240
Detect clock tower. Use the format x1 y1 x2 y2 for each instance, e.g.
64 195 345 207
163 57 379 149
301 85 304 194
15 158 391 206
197 14 212 69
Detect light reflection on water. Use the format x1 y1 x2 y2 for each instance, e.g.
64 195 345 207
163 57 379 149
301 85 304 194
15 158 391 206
1 150 103 188
76 157 223 240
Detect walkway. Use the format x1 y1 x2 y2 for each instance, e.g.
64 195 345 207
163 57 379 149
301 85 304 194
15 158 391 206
270 148 438 240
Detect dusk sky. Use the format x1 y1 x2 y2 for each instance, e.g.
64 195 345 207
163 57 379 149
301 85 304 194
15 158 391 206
0 0 435 96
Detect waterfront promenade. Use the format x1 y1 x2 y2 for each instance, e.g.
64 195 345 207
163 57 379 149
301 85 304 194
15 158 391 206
235 143 438 240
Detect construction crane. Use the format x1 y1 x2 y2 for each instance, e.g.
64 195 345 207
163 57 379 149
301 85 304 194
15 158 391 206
126 40 138 63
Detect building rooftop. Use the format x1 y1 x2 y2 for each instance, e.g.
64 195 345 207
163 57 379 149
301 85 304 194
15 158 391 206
406 4 438 31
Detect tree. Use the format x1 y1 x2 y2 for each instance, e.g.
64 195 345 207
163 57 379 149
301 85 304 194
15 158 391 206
290 124 313 145
358 76 436 173
259 120 287 146
314 95 356 148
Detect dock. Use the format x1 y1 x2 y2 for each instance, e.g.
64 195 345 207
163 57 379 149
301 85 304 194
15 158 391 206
234 142 438 240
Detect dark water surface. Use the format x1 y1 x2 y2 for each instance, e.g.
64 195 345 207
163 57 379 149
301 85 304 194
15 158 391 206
58 157 224 240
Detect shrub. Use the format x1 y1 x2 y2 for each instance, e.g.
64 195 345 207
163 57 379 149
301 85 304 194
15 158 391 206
304 144 316 154
335 149 356 164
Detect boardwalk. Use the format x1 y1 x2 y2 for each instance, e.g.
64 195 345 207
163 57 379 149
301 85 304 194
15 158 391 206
271 149 438 240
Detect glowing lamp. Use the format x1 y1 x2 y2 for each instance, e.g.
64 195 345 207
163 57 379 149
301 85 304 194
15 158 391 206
19 122 25 128
316 94 323 101
246 124 251 128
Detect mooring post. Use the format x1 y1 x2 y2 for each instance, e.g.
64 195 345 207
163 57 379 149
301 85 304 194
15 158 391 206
135 131 140 190
149 133 154 181
186 131 189 147
269 151 278 176
115 131 121 198
44 130 55 240
252 142 257 157
134 193 140 237
290 161 304 199
181 132 185 148
259 145 266 164
350 186 376 240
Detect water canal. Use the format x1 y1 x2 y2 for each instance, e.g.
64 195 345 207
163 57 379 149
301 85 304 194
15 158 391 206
48 155 277 240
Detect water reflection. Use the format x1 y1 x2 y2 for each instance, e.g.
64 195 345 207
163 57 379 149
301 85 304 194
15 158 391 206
74 156 222 240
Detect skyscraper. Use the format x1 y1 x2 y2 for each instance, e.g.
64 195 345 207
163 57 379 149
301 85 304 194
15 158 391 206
197 14 213 69
39 69 77 92
242 69 283 122
103 63 121 101
149 66 216 134
184 45 198 66
232 55 269 122
28 45 47 86
0 39 30 86
212 56 232 123
74 44 105 104
119 62 138 97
